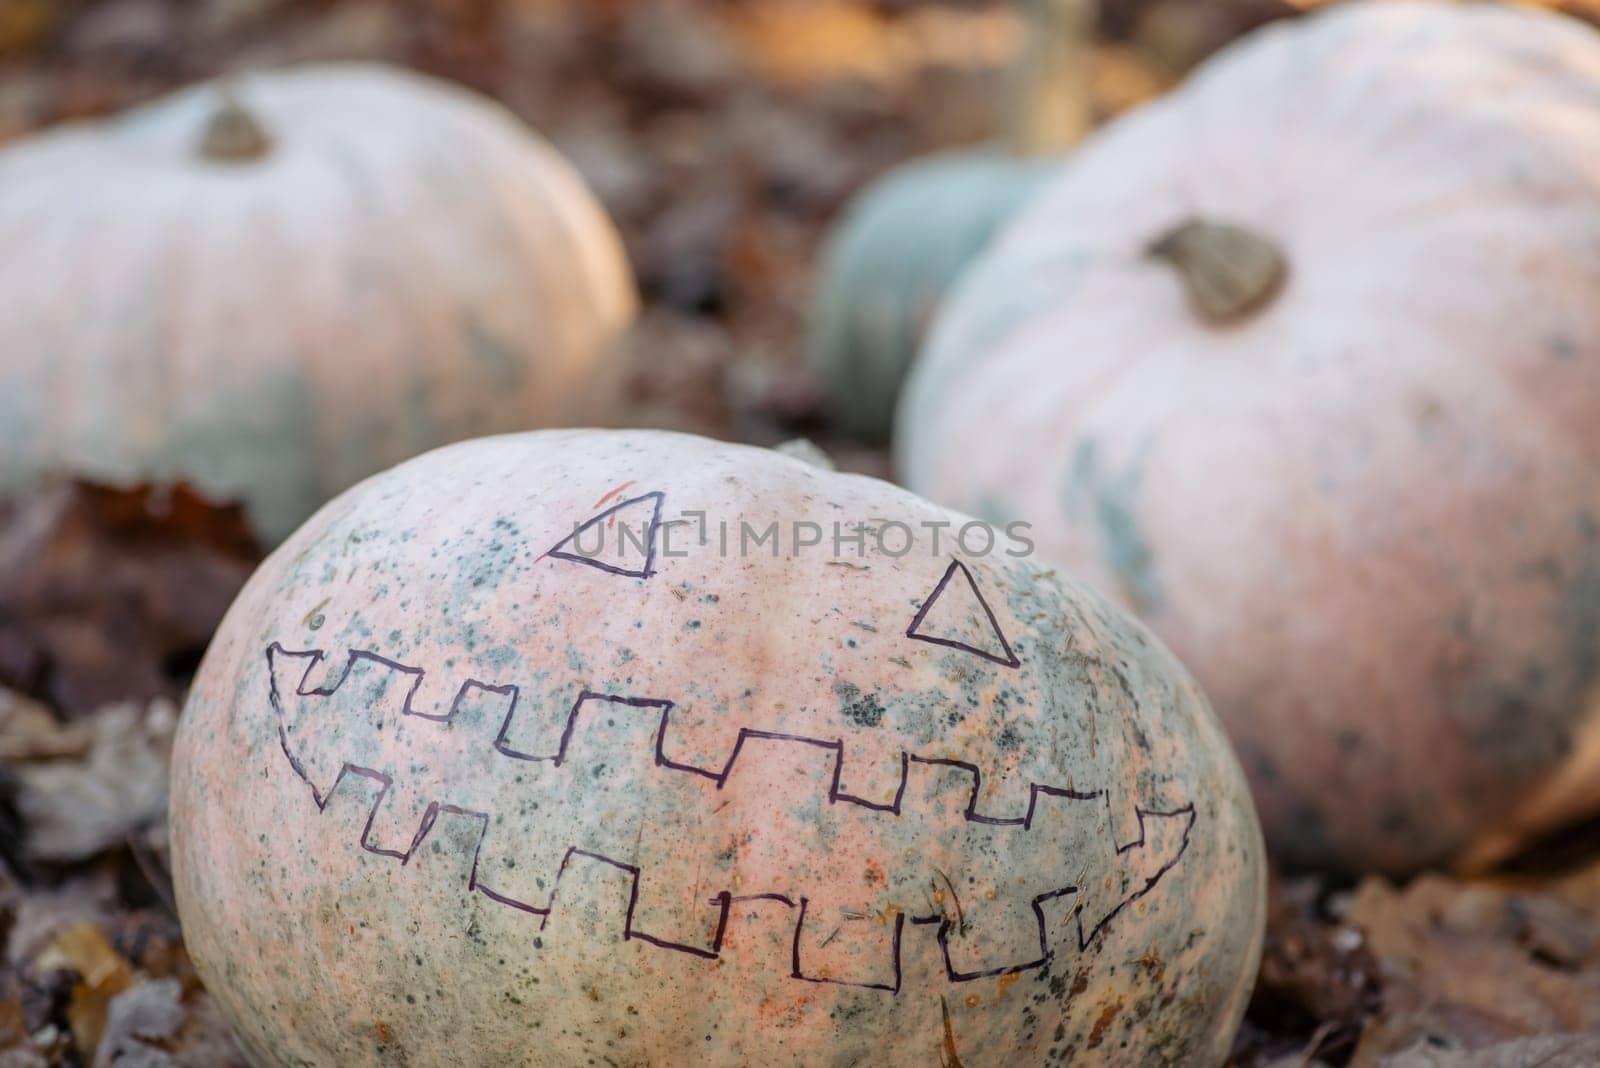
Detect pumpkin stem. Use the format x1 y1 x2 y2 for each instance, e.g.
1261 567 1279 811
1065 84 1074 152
1146 218 1287 326
1003 0 1097 157
774 439 837 472
198 83 271 163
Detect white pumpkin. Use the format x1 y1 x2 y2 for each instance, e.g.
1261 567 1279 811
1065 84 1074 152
899 1 1600 874
0 64 637 542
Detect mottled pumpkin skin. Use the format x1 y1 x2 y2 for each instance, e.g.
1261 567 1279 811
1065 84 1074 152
0 64 636 544
171 430 1263 1067
809 152 1057 442
898 2 1600 874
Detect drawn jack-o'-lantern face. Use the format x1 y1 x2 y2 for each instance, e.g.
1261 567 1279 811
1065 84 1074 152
171 430 1264 1067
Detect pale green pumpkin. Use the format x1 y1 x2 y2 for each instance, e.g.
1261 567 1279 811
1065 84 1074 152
808 0 1094 442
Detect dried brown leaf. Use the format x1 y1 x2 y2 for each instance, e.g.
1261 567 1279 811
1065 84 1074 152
93 978 182 1068
34 922 134 1054
1348 875 1600 1049
12 699 176 864
0 998 25 1048
1379 1030 1600 1067
0 689 85 762
0 480 260 719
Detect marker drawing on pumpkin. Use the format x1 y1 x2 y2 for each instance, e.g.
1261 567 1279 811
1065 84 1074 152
546 490 666 579
264 637 1195 992
907 559 1021 668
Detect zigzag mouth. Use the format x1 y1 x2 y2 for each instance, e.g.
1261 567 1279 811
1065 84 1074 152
265 641 1196 992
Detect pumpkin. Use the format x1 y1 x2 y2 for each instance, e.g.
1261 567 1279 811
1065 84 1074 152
897 0 1600 875
0 64 636 544
170 429 1264 1067
807 0 1095 442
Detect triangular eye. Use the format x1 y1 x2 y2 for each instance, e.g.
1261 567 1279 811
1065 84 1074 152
906 559 1020 668
546 491 666 579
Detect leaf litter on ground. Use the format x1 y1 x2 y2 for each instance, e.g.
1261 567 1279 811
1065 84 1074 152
1 1 1600 1064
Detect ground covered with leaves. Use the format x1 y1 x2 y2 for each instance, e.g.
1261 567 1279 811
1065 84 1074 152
2 1 1599 1065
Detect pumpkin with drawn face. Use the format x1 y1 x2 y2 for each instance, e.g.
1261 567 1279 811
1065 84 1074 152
170 430 1263 1067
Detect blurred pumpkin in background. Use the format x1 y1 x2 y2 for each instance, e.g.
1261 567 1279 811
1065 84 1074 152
0 64 637 544
807 0 1095 442
898 1 1600 875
